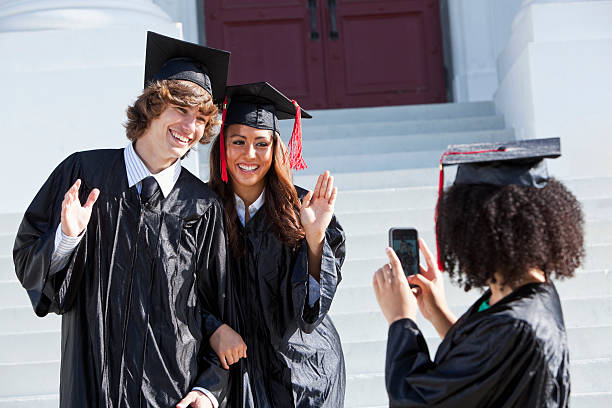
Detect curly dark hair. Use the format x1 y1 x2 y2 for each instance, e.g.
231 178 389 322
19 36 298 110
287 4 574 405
124 79 220 144
436 178 585 291
209 129 305 255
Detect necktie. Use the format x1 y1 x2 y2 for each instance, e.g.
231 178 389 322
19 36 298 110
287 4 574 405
141 176 159 203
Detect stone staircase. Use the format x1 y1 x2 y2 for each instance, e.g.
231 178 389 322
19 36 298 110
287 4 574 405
283 102 612 407
1 101 610 406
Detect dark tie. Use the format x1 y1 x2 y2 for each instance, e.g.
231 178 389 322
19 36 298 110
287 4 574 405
141 176 159 203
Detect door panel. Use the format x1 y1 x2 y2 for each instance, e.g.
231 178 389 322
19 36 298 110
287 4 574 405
205 0 327 109
204 0 446 109
322 0 446 108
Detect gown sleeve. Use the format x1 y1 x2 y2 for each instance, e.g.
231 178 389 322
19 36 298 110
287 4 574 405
192 200 234 402
13 153 89 317
384 317 545 407
293 213 346 333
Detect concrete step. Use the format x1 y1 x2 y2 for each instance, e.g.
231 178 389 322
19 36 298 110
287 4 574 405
335 268 612 315
0 213 21 235
299 129 515 157
340 208 612 240
581 197 612 220
293 166 612 194
333 186 612 216
287 115 506 141
564 177 612 200
344 373 386 407
344 358 612 407
342 325 612 377
0 235 14 261
332 295 612 344
302 150 444 175
585 244 612 270
0 306 61 334
0 281 32 308
278 102 496 128
335 187 437 214
0 361 59 397
303 168 440 191
0 257 15 282
343 220 612 261
0 331 61 364
572 393 612 408
0 394 58 408
571 358 612 394
342 246 611 286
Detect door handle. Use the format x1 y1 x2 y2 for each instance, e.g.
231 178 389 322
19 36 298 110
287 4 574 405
308 0 320 40
327 0 339 40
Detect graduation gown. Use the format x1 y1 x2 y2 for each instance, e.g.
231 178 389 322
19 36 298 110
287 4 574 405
229 187 346 408
385 282 570 407
13 149 233 407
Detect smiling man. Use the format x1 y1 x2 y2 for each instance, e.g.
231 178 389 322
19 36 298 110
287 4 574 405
13 32 240 407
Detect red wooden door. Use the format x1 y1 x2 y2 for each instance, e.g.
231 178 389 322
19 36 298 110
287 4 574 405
205 0 328 109
322 0 446 108
204 0 445 109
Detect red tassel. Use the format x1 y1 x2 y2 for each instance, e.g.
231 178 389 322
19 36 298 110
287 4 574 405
434 157 446 272
288 100 307 170
434 148 506 272
219 96 228 183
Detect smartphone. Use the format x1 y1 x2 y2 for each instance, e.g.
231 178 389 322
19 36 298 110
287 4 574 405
389 228 420 277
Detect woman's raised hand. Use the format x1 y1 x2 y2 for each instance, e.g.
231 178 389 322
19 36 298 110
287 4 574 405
407 239 457 339
300 171 337 244
61 179 100 237
209 324 247 370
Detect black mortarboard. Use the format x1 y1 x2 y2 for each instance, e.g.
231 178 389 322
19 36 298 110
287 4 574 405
434 137 561 270
224 82 312 133
143 31 230 104
442 137 561 188
217 82 312 182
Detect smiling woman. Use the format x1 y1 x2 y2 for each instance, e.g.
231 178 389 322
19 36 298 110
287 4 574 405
207 82 346 407
224 124 274 210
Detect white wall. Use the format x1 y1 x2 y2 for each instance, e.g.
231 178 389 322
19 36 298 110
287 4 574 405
153 0 200 43
447 0 523 102
495 0 612 178
0 1 196 213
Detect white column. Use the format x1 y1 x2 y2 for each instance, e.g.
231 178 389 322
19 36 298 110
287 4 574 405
446 0 523 102
0 1 201 213
0 0 173 31
494 0 612 178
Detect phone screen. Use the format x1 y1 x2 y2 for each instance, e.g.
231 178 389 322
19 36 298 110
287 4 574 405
389 228 419 276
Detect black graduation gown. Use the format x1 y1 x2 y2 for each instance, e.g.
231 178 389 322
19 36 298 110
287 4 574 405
228 187 346 408
385 282 570 407
13 149 233 407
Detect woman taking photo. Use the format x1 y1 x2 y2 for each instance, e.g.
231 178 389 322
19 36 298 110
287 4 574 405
374 138 584 407
208 82 346 407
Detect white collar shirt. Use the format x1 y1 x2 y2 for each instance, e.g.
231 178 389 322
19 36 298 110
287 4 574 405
123 142 182 198
234 189 265 226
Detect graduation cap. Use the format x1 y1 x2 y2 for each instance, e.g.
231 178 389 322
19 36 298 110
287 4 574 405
218 82 312 182
144 31 230 104
434 137 561 269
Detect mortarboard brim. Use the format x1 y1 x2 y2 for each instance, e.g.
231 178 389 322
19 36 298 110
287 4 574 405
144 31 230 104
225 82 312 132
441 137 561 188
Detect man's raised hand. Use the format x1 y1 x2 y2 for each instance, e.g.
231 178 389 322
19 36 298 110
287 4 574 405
61 179 99 237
